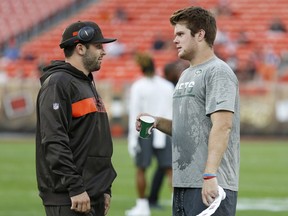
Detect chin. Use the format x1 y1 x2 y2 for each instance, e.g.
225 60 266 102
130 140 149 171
178 54 187 61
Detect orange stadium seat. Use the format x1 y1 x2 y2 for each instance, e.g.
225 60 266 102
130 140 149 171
2 0 288 84
0 0 73 44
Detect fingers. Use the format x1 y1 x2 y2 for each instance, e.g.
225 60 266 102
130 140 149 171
202 194 217 206
135 113 157 131
202 177 219 206
135 118 141 131
71 200 91 213
202 185 219 206
104 193 111 215
135 114 142 131
70 192 91 213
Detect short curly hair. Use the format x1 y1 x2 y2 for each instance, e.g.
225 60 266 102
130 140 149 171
170 6 217 48
134 53 155 75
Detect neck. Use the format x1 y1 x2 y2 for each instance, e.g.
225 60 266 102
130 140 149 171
189 46 215 67
65 57 89 76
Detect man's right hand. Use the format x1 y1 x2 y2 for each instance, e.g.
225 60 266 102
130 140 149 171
70 191 91 213
136 113 156 131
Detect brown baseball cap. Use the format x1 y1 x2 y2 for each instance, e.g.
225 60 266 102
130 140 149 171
59 21 116 49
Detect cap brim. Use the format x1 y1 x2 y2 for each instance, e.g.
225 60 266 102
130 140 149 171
93 38 117 44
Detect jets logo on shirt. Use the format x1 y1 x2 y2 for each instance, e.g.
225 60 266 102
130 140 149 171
174 81 195 98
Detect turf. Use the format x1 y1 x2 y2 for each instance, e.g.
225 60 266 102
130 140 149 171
0 136 287 216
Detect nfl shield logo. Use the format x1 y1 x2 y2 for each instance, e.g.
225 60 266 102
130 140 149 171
53 103 59 110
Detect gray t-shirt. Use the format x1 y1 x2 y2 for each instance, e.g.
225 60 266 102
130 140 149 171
172 56 240 191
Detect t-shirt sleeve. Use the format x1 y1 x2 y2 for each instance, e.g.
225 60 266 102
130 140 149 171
205 66 238 116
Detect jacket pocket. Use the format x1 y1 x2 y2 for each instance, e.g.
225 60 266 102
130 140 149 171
82 156 117 198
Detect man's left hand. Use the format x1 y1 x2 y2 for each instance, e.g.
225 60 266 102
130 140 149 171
202 178 219 206
104 193 111 215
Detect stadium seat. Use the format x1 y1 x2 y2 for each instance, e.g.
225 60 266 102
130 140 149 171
2 0 288 83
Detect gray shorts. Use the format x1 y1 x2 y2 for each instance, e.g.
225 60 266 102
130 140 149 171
135 132 172 168
172 188 237 216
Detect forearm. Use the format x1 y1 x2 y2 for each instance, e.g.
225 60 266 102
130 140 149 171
44 140 85 196
204 124 231 174
155 117 172 136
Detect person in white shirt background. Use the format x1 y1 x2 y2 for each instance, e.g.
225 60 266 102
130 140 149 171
125 53 174 216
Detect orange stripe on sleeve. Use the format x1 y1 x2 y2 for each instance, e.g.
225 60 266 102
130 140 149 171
72 98 97 117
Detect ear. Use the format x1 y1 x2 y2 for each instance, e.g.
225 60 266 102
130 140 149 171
75 43 87 56
197 29 206 42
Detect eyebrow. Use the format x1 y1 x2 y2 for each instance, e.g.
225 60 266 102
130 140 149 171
92 43 103 49
175 30 185 36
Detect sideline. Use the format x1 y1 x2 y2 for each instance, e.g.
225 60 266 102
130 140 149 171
236 198 288 212
161 198 288 212
0 132 35 140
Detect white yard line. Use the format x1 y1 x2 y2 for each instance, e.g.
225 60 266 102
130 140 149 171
237 198 288 211
159 197 288 212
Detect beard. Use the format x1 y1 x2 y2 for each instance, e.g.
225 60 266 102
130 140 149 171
82 51 101 72
179 49 194 62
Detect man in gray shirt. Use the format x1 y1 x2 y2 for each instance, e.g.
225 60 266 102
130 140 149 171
136 6 240 216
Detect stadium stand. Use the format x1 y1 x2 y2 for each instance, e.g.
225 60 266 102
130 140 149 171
1 0 288 83
0 0 73 45
1 0 288 135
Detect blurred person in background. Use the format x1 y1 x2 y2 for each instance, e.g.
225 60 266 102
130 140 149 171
1 38 20 62
213 0 234 16
268 17 287 34
126 53 174 216
163 60 189 86
112 7 129 23
35 21 117 216
135 6 240 216
148 59 188 209
105 40 126 58
278 51 288 77
151 33 167 51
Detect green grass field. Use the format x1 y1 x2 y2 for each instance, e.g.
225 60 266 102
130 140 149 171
0 136 287 216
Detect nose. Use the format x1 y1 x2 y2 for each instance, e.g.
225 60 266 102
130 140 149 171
102 49 106 56
173 37 178 44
